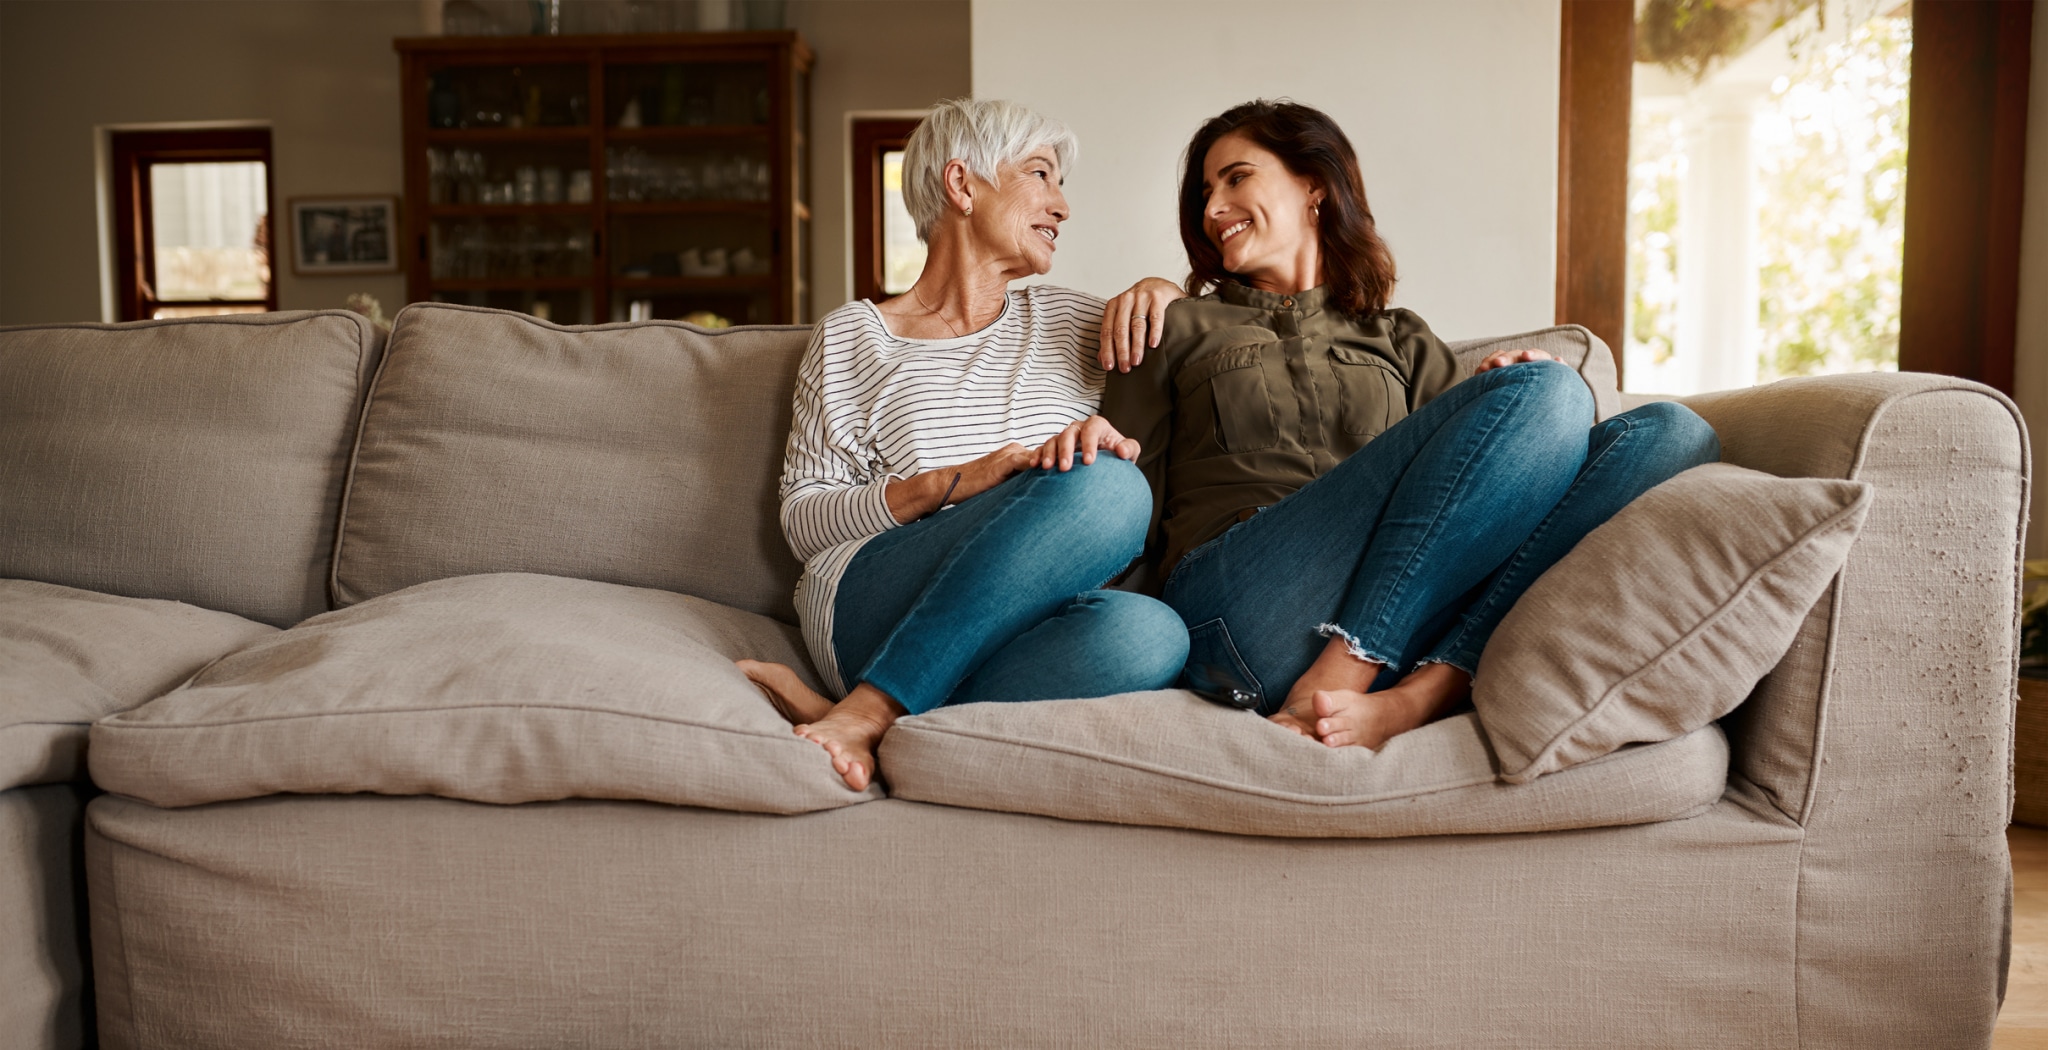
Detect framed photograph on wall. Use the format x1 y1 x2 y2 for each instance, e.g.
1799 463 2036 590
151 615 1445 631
288 196 399 274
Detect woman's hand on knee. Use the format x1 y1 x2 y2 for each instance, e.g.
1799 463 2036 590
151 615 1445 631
887 443 1037 522
1036 415 1140 472
1097 277 1185 373
1474 348 1555 375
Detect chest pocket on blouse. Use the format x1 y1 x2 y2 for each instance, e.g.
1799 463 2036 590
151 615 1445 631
1175 344 1278 453
1328 347 1410 436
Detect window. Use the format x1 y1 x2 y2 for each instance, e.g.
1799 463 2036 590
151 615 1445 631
109 128 276 320
850 117 924 303
1622 4 1911 395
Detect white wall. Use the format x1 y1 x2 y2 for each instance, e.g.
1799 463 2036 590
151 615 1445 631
787 0 970 315
0 1 419 324
971 0 1561 340
2016 0 2048 559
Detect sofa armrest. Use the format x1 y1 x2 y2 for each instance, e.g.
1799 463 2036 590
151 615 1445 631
1680 372 2026 1042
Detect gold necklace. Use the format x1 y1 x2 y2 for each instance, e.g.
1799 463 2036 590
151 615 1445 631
911 288 967 338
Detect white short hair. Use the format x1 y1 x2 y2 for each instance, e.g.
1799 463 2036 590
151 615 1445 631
900 98 1079 243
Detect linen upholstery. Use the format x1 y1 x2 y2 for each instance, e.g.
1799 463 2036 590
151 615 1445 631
1680 374 2025 1045
85 793 1806 1050
881 691 1726 837
89 573 876 812
0 311 383 626
1473 464 1870 783
1446 324 1620 422
332 304 809 622
0 580 274 791
2 783 90 1050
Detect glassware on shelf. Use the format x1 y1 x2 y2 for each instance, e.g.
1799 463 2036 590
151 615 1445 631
567 170 592 203
605 147 773 203
430 219 591 280
424 64 589 129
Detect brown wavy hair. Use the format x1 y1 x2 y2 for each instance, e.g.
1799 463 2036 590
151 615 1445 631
1178 100 1396 317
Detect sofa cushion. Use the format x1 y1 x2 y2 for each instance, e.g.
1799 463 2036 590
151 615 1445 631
1473 463 1871 784
89 572 878 812
0 579 274 790
0 311 384 626
880 690 1727 837
1448 324 1620 421
332 304 809 623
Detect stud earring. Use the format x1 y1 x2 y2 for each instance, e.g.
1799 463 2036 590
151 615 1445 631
964 206 974 217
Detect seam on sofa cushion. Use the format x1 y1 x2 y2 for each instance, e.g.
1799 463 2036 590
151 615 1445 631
98 700 821 741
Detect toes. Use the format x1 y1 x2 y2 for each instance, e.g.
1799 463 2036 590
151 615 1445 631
1321 729 1360 748
844 761 870 791
1312 691 1340 718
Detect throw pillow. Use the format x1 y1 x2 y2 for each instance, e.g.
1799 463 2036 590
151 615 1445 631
1473 462 1871 784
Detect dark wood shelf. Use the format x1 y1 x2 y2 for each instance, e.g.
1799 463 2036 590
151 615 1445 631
610 275 774 292
429 277 592 291
604 124 772 141
398 31 813 324
428 203 596 216
423 126 591 143
605 200 771 215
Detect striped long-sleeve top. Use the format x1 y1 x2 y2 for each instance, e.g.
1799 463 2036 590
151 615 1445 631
782 285 1108 695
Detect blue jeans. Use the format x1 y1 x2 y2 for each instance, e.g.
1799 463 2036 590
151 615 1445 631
834 456 1190 714
1162 361 1719 715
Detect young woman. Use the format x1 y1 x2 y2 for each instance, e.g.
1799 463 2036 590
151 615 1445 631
1055 100 1720 749
737 98 1189 791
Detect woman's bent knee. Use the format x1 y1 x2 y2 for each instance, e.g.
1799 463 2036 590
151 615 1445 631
1484 358 1593 426
1022 455 1150 539
1621 400 1720 466
1081 590 1190 691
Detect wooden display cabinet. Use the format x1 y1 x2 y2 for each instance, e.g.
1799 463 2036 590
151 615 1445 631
395 32 812 325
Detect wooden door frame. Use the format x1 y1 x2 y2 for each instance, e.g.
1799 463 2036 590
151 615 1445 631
1554 0 1634 375
1553 0 2033 394
1897 0 2033 394
850 116 922 304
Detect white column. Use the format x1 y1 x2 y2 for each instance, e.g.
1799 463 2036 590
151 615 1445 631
1677 83 1763 393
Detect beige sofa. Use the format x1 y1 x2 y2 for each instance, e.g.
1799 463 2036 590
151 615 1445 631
0 304 2024 1048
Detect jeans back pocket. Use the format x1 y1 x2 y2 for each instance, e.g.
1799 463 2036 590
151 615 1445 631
1182 617 1264 711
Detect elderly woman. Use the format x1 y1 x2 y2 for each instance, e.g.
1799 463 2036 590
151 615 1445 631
1066 100 1720 750
739 98 1189 791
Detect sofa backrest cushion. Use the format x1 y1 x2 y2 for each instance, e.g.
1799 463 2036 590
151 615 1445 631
1447 324 1621 422
332 304 808 621
0 311 383 626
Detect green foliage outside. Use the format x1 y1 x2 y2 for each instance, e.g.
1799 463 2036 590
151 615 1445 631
1625 14 1909 386
1754 15 1908 381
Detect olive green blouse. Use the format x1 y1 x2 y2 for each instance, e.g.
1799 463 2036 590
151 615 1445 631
1100 281 1465 578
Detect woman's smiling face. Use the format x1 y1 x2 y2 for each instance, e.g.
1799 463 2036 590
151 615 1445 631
967 151 1068 277
1201 131 1324 288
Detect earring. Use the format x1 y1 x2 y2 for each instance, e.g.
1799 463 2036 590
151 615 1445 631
964 205 974 217
1311 203 1321 219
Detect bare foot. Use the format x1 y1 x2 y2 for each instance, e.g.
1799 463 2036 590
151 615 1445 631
1269 635 1383 735
1267 698 1318 736
793 685 905 791
1313 662 1471 750
736 659 836 725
